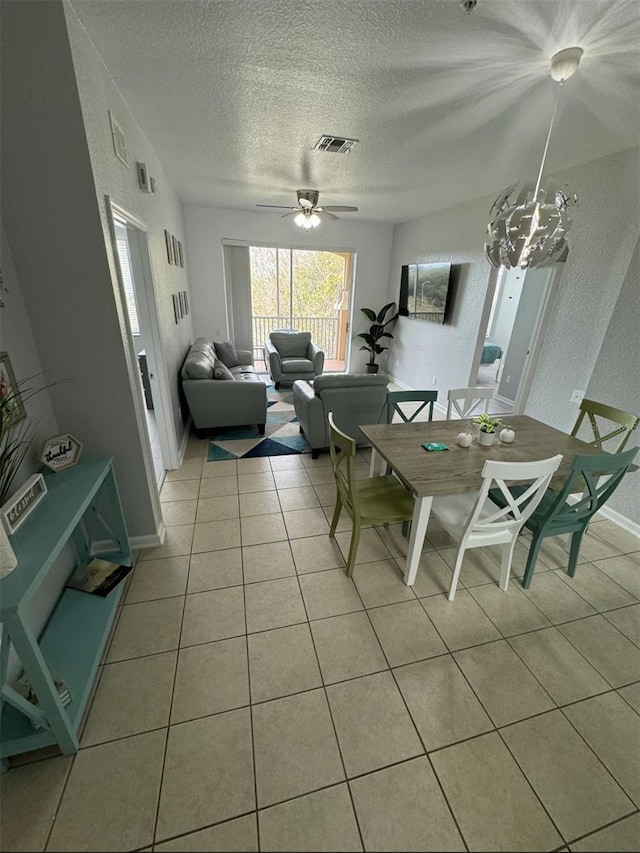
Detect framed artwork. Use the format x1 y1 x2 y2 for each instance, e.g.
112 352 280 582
183 290 189 315
178 291 185 317
172 235 179 267
178 240 184 268
172 293 180 324
0 473 48 535
0 351 26 429
164 230 173 264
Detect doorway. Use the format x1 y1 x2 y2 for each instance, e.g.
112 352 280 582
108 202 175 489
473 265 559 415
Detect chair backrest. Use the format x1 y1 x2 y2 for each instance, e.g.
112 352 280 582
535 445 639 536
571 398 639 453
446 386 494 419
315 374 389 444
269 330 311 358
385 390 438 424
464 455 563 540
328 411 360 516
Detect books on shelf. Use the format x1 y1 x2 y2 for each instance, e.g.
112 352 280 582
66 557 133 597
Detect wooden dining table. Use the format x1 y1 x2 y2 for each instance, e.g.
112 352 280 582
360 415 604 587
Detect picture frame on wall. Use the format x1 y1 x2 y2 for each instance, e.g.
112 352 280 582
183 290 189 315
172 293 180 324
178 240 184 268
0 351 27 429
164 229 173 264
178 291 185 317
172 235 179 266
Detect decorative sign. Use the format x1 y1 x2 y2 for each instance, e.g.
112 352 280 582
1 473 48 535
40 434 83 472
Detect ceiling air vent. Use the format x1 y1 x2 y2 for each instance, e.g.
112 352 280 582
109 110 129 168
314 135 359 154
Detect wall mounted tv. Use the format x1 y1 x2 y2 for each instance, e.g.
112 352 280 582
399 262 453 325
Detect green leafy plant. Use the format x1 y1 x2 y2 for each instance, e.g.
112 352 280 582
354 302 399 368
471 413 503 434
0 372 68 505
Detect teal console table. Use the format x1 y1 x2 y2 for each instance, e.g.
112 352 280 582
0 457 132 771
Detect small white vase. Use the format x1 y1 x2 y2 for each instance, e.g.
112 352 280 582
0 525 18 578
477 430 496 447
500 428 516 444
457 432 473 447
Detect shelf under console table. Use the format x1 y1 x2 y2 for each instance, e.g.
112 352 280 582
0 457 132 771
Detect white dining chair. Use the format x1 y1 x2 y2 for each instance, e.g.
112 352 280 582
446 386 495 419
431 454 563 600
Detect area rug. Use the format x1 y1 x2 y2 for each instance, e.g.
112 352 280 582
207 384 311 460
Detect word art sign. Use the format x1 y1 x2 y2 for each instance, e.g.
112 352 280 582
1 473 48 535
40 434 83 472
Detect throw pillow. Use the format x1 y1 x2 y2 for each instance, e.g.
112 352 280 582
213 340 240 368
213 359 234 381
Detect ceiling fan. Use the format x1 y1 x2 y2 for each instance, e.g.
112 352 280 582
256 189 359 228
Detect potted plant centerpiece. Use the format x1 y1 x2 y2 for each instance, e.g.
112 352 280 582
471 412 503 446
355 302 399 374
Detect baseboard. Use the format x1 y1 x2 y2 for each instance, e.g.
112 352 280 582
177 417 192 466
386 373 412 390
130 520 166 552
594 504 640 537
566 494 639 537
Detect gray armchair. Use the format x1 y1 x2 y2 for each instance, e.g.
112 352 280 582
293 373 389 458
264 330 324 388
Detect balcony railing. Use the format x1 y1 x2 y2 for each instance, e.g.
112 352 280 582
253 315 339 360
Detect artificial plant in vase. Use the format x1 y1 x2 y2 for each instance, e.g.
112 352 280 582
354 302 399 374
471 412 503 446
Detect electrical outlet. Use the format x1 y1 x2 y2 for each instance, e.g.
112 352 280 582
395 358 400 367
215 328 221 337
432 376 437 385
505 375 511 383
571 389 585 404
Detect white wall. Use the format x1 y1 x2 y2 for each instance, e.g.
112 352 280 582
585 236 640 525
184 206 394 372
388 146 639 524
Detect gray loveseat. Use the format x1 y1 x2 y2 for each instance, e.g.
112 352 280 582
181 338 267 433
293 373 389 457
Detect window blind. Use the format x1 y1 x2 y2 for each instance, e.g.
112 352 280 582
116 237 140 336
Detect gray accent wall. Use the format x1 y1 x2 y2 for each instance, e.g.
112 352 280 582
1 0 155 537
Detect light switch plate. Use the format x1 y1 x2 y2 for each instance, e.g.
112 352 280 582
571 389 585 404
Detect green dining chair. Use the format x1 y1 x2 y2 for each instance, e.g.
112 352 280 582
571 398 639 452
328 412 415 577
550 398 639 494
489 445 639 589
385 390 438 424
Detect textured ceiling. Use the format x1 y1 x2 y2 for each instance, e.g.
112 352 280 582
68 0 640 223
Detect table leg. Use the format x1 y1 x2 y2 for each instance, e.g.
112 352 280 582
403 495 433 586
369 448 385 477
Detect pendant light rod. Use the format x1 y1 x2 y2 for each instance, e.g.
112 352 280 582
533 83 561 198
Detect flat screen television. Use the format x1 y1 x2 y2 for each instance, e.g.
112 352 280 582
399 262 453 324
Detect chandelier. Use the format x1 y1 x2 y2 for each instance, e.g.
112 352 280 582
485 47 583 270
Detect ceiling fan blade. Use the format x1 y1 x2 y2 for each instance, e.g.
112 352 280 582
256 204 298 210
321 205 359 212
318 210 339 221
280 210 299 218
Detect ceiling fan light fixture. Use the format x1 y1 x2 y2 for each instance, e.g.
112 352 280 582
294 211 321 229
485 47 582 270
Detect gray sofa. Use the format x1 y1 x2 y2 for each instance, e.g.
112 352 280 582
181 338 267 433
264 330 325 388
293 373 389 457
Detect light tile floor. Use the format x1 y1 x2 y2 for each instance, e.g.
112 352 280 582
2 436 640 852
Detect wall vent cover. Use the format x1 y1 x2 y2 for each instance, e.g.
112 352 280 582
109 111 130 168
313 135 359 154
